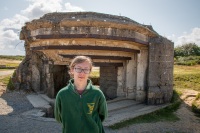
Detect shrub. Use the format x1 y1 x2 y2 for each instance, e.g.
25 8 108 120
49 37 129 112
192 93 200 116
175 56 200 66
174 43 200 57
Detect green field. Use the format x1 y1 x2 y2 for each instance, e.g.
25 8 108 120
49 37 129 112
174 65 200 92
0 55 24 60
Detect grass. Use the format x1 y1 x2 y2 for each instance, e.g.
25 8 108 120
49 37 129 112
0 63 20 68
192 93 200 116
0 75 11 85
174 65 200 92
0 55 24 60
0 72 15 90
0 60 21 69
0 55 23 69
90 67 100 78
90 70 99 78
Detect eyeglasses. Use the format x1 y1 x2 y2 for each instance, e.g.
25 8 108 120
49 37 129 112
74 68 90 74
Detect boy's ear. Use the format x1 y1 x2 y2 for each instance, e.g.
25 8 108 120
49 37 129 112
71 68 74 74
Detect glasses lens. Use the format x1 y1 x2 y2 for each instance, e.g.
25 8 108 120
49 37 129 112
83 69 90 74
75 68 82 73
74 68 90 74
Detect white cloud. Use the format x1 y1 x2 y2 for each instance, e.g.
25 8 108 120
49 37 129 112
1 14 29 29
0 16 31 55
2 30 18 40
0 27 24 55
64 3 84 12
21 0 63 20
0 0 84 55
21 0 84 20
0 14 28 55
176 27 200 46
167 34 176 42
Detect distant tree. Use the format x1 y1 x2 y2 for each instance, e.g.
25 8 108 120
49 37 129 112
174 43 200 57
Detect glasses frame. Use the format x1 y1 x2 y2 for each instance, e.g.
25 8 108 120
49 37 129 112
74 67 90 74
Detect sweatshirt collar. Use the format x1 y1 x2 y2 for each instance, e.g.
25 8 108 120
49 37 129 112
69 79 92 93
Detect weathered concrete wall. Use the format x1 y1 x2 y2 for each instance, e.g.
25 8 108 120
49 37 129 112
30 27 149 44
136 47 148 101
126 54 137 99
100 66 118 99
31 52 42 92
117 67 125 97
147 36 174 104
13 57 31 91
30 52 52 94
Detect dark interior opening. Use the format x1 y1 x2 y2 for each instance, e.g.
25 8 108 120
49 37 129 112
53 65 70 97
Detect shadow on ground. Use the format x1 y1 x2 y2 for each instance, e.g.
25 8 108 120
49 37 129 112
0 90 63 133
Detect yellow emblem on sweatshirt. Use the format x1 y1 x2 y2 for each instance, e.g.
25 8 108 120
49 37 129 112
87 103 95 114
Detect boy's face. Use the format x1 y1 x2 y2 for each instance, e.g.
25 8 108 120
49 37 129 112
71 61 91 83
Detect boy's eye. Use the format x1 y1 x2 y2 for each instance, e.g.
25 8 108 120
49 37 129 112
74 68 90 74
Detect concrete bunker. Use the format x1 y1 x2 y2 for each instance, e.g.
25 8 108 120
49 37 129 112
14 12 174 105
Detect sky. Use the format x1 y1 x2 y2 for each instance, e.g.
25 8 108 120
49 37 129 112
0 0 200 55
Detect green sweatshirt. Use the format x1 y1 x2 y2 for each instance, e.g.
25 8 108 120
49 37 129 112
54 79 108 133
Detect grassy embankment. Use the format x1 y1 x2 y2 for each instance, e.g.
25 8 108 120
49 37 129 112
0 56 24 89
174 65 200 116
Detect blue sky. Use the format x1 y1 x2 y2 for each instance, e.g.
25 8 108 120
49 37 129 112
0 0 200 55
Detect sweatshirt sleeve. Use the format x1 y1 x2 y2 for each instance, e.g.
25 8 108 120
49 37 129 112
54 94 62 123
98 94 108 122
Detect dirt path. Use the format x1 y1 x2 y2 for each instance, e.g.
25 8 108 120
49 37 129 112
1 79 200 133
0 70 15 95
0 70 14 76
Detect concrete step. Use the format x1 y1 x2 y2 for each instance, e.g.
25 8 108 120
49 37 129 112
26 94 169 127
108 99 141 112
26 94 53 117
39 94 55 106
103 99 169 126
107 97 128 104
27 94 50 109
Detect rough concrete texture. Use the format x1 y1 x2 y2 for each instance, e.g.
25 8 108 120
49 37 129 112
147 37 174 104
100 66 118 99
13 12 174 105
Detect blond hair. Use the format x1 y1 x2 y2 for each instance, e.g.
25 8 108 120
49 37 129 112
69 56 93 71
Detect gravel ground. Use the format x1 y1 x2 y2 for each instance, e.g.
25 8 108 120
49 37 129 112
0 89 114 133
1 87 200 133
0 90 62 133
